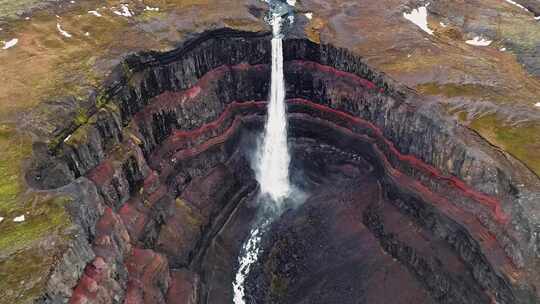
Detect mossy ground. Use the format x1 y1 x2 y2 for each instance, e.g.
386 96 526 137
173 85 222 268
0 248 55 302
0 0 45 20
266 239 290 302
0 195 74 303
415 81 540 177
0 0 265 120
401 2 540 176
0 195 72 253
0 0 188 120
469 115 540 175
0 124 73 303
415 83 502 100
175 198 203 227
0 123 32 214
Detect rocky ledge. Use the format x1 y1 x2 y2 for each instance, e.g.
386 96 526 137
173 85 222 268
14 29 540 303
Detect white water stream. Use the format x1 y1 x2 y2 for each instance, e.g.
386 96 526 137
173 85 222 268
232 219 269 304
232 13 291 304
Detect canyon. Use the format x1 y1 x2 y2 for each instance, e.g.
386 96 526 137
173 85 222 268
16 29 540 303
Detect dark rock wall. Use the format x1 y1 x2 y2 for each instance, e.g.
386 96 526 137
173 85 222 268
285 109 521 303
38 179 105 303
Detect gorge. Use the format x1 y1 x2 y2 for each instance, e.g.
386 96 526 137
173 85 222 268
0 3 533 302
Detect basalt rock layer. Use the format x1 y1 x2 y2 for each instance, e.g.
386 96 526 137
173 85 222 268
23 29 540 303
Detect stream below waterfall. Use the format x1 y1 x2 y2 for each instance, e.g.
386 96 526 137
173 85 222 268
232 4 294 303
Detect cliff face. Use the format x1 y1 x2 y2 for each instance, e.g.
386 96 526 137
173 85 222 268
20 30 540 303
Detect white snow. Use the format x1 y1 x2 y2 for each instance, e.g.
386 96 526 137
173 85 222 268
503 0 540 20
84 32 90 36
113 4 133 17
13 215 25 222
144 6 159 12
0 217 4 223
2 38 18 49
466 36 492 46
439 21 447 27
535 102 540 107
57 23 72 38
305 12 313 20
403 6 434 35
500 47 507 51
504 0 527 11
286 0 296 6
88 10 102 17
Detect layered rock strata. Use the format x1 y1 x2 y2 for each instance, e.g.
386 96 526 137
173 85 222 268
24 30 540 303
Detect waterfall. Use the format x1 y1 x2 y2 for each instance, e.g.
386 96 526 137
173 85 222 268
257 14 291 204
232 12 291 304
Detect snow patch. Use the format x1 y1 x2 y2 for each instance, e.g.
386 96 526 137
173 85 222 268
504 0 528 11
0 217 4 223
113 4 133 17
13 215 25 222
2 38 18 49
500 47 507 51
144 6 160 12
466 36 492 46
305 12 313 20
84 32 90 36
439 21 447 27
535 102 540 107
88 10 102 17
286 0 296 6
57 23 72 38
503 0 540 20
403 6 434 35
